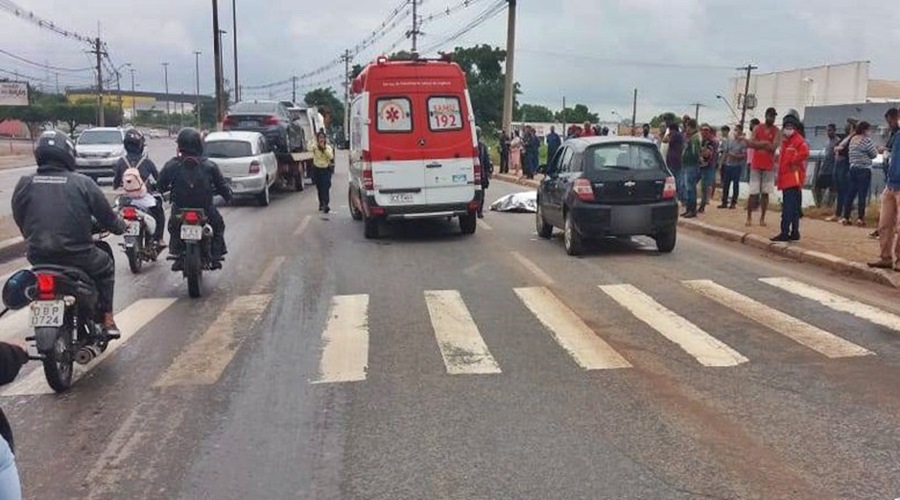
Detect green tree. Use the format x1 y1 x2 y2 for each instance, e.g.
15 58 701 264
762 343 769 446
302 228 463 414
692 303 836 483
56 100 97 136
555 104 598 124
350 63 364 80
304 87 344 130
515 103 554 122
650 112 681 129
450 44 520 132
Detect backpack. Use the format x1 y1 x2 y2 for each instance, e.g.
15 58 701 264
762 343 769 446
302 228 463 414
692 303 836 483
122 157 147 197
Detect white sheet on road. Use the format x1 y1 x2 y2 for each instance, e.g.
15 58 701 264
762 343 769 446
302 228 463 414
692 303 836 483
490 191 537 213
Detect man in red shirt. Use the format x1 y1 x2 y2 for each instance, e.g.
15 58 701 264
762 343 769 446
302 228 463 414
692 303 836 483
771 114 809 242
747 107 781 226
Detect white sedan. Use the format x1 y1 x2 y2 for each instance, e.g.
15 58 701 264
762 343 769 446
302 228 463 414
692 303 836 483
204 131 278 206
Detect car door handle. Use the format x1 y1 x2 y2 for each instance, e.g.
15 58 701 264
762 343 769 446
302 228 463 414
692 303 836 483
426 163 442 169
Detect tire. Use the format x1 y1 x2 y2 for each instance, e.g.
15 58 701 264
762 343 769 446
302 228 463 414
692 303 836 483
535 202 553 239
564 211 583 256
656 226 677 253
364 217 380 239
257 181 271 207
349 187 363 221
295 166 304 192
126 246 142 274
460 213 477 235
185 244 203 298
41 326 74 393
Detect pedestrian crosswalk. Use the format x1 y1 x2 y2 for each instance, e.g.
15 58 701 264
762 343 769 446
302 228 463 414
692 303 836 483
0 274 895 395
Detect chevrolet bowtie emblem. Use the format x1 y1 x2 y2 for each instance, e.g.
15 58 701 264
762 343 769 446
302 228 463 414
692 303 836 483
624 181 636 187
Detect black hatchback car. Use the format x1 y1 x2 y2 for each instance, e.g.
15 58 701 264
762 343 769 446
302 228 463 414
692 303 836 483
535 137 678 256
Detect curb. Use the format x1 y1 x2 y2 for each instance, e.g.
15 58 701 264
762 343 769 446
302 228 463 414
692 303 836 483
495 173 539 189
0 236 25 264
678 219 900 289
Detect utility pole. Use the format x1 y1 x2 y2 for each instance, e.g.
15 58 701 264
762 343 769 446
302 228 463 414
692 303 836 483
180 93 185 127
409 0 420 54
737 64 758 129
631 88 638 135
232 0 239 102
54 73 59 95
212 0 225 130
91 37 106 126
562 95 566 136
116 70 123 125
194 51 202 128
342 50 351 139
292 76 297 104
129 68 136 122
691 102 702 123
501 0 517 136
163 62 170 136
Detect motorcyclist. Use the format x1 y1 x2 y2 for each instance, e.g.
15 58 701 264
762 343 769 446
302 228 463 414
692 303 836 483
113 128 166 248
11 130 129 335
157 127 232 271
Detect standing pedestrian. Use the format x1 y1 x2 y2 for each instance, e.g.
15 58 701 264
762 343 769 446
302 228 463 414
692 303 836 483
746 107 780 226
681 119 702 218
475 127 493 219
719 124 747 209
582 122 594 137
827 120 857 223
509 130 523 177
524 126 540 180
771 114 809 241
310 130 335 213
872 109 900 238
843 121 878 226
546 125 562 162
499 131 510 174
664 121 685 203
814 124 839 208
698 124 718 213
600 126 610 136
869 113 900 269
641 123 659 146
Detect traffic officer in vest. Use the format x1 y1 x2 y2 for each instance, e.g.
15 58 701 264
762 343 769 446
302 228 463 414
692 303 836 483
114 128 166 248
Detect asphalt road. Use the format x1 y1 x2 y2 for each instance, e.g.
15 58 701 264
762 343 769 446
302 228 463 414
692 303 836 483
1 150 899 499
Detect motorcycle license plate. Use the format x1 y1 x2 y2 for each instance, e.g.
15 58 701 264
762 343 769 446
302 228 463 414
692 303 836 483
181 225 203 241
126 223 141 236
30 300 65 327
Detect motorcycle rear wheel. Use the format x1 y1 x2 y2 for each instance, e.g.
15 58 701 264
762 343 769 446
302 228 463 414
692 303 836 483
41 326 74 392
185 244 203 298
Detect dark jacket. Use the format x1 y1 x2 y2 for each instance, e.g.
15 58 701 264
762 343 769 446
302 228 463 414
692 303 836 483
12 162 127 259
0 342 29 451
157 156 233 209
113 154 160 191
477 141 493 188
546 132 562 160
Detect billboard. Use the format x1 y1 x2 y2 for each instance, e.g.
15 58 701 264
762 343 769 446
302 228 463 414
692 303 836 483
0 82 28 106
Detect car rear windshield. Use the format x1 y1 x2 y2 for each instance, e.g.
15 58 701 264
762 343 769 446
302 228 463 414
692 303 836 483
205 140 253 158
77 130 122 145
585 143 665 173
230 102 278 114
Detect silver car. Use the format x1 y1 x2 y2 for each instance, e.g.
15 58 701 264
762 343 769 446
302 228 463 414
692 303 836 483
74 127 125 181
204 131 278 206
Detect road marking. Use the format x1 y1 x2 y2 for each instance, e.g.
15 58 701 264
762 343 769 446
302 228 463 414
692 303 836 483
477 219 493 231
294 215 312 236
2 298 177 396
514 286 631 370
155 294 273 387
600 284 748 367
312 294 369 384
761 277 900 333
249 256 285 295
684 280 873 359
425 290 501 375
510 251 555 285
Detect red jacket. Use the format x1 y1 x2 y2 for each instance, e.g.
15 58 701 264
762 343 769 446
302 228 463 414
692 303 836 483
776 133 810 190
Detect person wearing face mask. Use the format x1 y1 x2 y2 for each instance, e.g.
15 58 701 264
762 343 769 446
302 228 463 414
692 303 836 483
843 121 878 226
770 114 809 242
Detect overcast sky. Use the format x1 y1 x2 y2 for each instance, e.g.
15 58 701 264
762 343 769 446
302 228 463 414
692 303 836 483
2 0 899 124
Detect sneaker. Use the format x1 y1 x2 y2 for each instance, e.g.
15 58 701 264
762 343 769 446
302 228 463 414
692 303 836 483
717 204 728 209
683 212 697 219
870 230 880 239
868 259 893 269
824 215 838 222
840 218 851 225
477 213 484 219
171 260 184 272
789 233 800 241
770 234 791 242
698 205 706 214
855 219 866 227
729 204 737 209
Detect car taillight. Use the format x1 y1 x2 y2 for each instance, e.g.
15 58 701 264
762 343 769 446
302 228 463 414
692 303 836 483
662 176 677 200
37 273 55 300
263 116 280 126
121 206 137 220
183 211 200 224
223 117 237 128
249 160 260 174
362 164 374 191
473 147 482 184
573 178 594 201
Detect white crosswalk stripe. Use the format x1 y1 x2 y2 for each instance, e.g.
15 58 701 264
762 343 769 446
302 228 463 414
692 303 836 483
514 286 631 370
600 284 749 367
684 280 873 359
425 290 501 375
312 294 370 384
760 277 900 333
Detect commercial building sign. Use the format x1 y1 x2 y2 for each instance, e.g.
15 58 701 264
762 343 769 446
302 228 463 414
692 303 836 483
0 82 28 106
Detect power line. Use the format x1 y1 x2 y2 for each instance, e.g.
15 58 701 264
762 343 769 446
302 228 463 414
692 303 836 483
0 48 93 72
0 0 94 44
419 0 493 27
420 0 507 54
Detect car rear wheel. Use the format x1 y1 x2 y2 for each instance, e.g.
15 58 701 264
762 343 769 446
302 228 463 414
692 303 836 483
535 203 553 239
349 187 363 221
257 180 271 207
460 213 477 235
564 211 583 256
656 227 677 253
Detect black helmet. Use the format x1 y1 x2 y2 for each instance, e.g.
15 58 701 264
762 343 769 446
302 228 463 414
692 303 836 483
34 130 76 171
2 269 37 310
783 113 801 128
177 127 203 156
123 127 145 155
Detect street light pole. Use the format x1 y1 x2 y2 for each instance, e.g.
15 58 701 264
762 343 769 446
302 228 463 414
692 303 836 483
129 67 136 122
232 0 239 102
212 0 225 130
163 62 170 135
194 51 202 129
218 29 228 106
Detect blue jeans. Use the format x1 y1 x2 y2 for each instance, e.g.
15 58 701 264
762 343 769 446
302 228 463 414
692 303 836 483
780 187 802 238
0 438 21 500
722 164 742 206
670 167 684 202
682 165 700 212
700 166 716 207
834 166 851 217
843 167 872 220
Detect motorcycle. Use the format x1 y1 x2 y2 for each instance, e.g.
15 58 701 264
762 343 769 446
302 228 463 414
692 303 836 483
115 195 163 274
1 234 119 393
170 208 218 298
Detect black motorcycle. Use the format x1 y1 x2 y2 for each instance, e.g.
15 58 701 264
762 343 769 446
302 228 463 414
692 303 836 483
171 208 219 298
1 239 119 393
115 196 163 274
